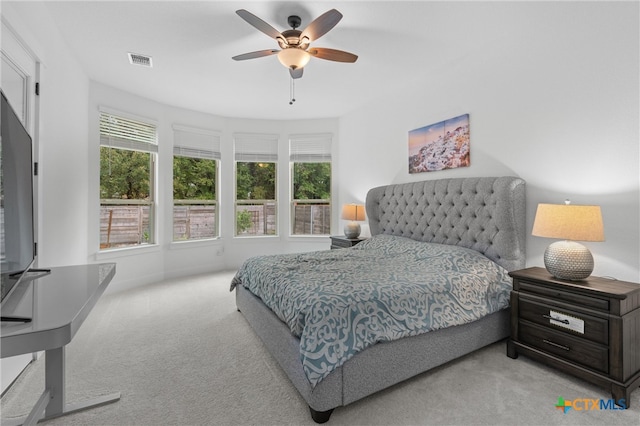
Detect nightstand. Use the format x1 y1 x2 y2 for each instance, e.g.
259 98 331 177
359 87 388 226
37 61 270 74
507 267 640 407
330 235 366 249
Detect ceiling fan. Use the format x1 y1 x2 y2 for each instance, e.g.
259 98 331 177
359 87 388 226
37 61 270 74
232 9 358 80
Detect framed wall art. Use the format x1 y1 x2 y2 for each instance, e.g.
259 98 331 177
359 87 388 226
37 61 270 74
408 113 470 174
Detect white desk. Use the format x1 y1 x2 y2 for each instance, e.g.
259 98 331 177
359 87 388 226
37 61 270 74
1 263 119 426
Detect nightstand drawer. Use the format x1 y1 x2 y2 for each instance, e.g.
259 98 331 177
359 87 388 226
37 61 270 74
332 239 354 248
519 321 609 374
518 281 609 311
518 297 608 345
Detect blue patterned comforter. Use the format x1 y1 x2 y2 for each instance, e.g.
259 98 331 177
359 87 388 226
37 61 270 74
230 234 512 387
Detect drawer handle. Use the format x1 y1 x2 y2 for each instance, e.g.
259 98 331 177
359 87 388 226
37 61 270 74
543 339 570 351
543 314 570 324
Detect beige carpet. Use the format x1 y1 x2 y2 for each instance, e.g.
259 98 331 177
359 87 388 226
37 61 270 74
1 270 638 425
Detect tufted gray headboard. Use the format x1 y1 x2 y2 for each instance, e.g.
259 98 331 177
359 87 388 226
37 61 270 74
365 176 526 271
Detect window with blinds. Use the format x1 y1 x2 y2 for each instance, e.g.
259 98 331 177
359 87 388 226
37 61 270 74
99 111 158 152
290 134 332 236
172 125 220 241
234 133 278 237
99 110 157 249
289 134 332 163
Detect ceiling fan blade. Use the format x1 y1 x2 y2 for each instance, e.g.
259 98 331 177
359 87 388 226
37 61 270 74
290 67 304 79
300 9 342 42
308 48 358 63
232 49 279 61
236 9 282 40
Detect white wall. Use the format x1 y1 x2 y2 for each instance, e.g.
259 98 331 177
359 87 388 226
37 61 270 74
2 2 91 270
338 1 640 282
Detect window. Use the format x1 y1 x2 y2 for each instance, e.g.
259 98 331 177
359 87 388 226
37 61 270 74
99 110 157 249
290 134 332 235
172 125 220 241
234 134 278 236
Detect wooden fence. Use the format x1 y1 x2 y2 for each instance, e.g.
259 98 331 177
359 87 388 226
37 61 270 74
173 206 216 241
100 205 217 248
100 206 151 248
100 202 330 248
292 204 330 235
236 203 276 235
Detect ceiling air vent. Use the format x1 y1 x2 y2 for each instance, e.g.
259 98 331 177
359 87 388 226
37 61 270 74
128 52 153 68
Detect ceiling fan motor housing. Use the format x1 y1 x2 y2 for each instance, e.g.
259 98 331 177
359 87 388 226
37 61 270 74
287 15 302 29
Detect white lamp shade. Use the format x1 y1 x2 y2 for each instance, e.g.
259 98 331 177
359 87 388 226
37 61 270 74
532 204 604 242
341 204 365 221
277 48 311 69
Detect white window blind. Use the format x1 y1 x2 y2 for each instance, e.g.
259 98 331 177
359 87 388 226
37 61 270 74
234 133 278 162
173 125 221 160
289 133 332 163
99 110 157 153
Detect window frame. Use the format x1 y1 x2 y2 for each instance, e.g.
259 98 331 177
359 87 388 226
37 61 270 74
172 125 221 242
99 109 158 250
233 133 279 238
289 134 333 237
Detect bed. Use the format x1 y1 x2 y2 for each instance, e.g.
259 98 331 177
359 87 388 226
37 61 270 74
231 176 526 423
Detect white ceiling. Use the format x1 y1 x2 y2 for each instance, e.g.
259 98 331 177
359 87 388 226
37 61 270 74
41 1 543 120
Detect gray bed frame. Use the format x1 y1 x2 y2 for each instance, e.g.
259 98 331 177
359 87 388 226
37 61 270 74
235 176 526 422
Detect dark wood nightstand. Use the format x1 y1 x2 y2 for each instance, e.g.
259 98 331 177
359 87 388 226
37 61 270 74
507 266 640 407
330 235 366 249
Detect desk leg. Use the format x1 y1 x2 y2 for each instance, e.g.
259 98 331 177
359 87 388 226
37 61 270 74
44 345 121 421
1 346 120 426
45 346 65 417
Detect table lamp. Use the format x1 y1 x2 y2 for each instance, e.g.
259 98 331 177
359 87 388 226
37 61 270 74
531 201 604 280
341 204 365 239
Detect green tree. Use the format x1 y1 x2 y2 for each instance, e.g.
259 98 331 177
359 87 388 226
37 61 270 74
293 163 331 199
236 162 276 200
100 147 151 199
173 156 216 200
236 210 253 233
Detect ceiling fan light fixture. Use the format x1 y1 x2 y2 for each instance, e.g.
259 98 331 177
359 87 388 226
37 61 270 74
277 48 311 70
234 9 357 80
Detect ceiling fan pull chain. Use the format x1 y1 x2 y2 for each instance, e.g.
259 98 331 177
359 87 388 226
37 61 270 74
289 76 296 105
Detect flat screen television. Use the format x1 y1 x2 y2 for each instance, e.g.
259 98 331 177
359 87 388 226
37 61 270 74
1 89 36 309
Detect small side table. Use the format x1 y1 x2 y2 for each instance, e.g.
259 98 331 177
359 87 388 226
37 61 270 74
330 235 366 249
507 266 640 408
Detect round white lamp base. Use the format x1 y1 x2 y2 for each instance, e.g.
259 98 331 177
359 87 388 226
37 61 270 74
543 240 594 280
344 222 361 239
